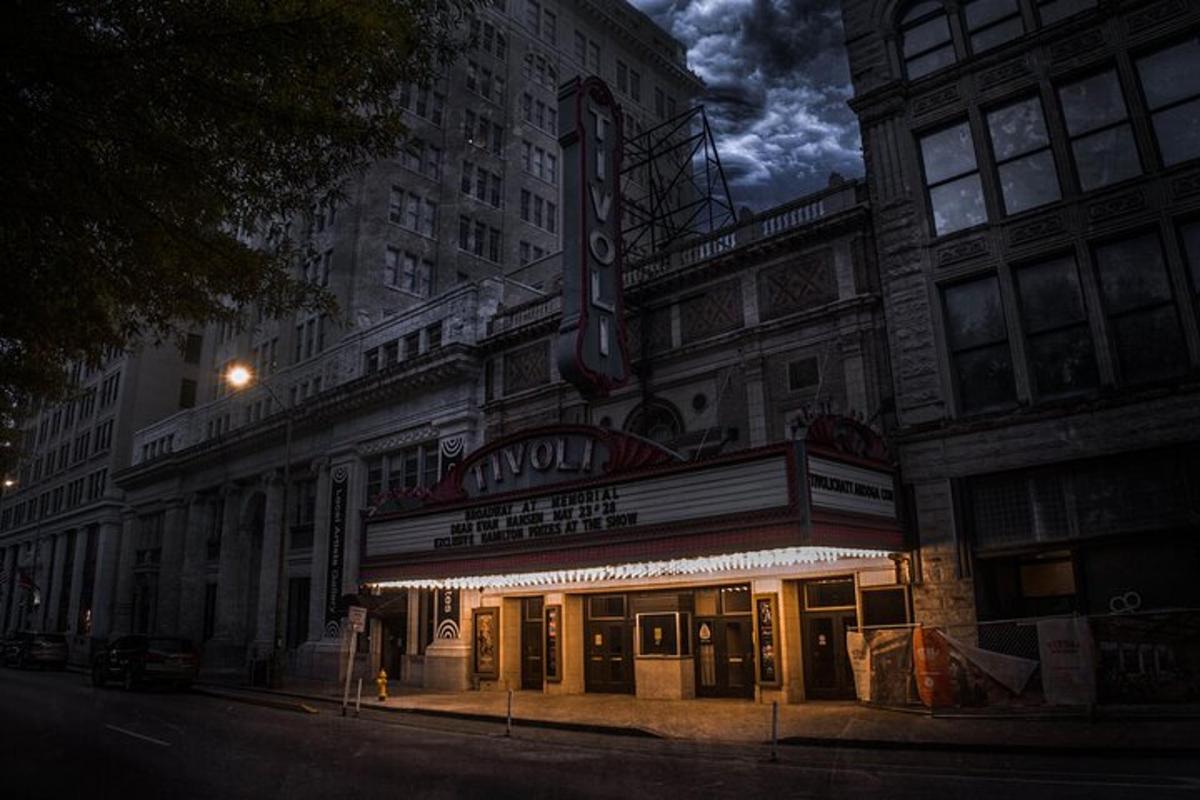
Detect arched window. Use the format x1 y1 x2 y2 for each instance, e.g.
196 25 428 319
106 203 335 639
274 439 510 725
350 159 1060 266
623 398 684 445
900 1 957 80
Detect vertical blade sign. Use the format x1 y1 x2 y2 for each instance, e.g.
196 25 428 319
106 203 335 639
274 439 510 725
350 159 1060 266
556 77 629 398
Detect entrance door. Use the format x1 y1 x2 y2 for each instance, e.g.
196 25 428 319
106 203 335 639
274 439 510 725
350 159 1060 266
803 612 858 699
584 595 633 694
694 617 755 698
520 598 544 690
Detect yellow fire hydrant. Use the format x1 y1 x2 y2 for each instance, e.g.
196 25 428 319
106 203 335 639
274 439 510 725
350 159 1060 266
376 669 389 701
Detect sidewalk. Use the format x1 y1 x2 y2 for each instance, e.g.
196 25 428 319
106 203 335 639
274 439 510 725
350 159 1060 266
197 678 1200 756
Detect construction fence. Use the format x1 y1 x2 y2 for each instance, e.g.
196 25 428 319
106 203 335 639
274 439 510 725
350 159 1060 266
846 609 1200 710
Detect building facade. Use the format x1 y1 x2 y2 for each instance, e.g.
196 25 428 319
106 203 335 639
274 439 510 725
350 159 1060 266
839 0 1200 642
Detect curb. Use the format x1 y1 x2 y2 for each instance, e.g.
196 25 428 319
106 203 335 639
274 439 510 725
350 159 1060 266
192 685 319 715
776 735 1200 759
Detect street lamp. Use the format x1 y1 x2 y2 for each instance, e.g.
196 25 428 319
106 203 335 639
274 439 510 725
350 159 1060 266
224 363 291 690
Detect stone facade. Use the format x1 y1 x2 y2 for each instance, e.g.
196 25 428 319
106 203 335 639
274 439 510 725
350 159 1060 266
840 0 1200 638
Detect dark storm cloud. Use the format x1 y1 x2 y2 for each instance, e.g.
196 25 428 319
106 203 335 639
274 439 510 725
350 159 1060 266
631 0 864 209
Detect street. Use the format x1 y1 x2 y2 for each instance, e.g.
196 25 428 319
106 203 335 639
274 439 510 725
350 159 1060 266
0 669 1197 799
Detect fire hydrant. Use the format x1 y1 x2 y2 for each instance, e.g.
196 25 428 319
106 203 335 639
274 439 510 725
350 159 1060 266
376 669 389 701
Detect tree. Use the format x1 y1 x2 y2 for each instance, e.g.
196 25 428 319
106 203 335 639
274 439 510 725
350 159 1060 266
0 0 475 457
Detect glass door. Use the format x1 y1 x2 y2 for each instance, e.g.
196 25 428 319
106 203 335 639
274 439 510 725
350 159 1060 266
584 595 633 694
520 597 544 690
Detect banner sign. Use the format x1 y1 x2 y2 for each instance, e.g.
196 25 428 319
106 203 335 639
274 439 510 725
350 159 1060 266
435 587 461 639
366 452 790 558
555 75 629 398
325 466 349 626
1037 617 1097 706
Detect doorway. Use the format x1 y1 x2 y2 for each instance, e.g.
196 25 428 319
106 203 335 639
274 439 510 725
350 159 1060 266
584 594 634 694
800 578 858 700
520 597 544 690
694 585 754 698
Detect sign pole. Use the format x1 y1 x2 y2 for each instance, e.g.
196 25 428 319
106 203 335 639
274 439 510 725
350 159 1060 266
341 631 356 717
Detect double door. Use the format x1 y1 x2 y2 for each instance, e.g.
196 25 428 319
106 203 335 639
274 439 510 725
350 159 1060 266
584 619 634 693
520 598 543 690
802 612 858 699
694 616 754 698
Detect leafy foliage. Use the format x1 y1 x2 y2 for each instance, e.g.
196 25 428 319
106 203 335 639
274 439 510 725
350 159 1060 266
0 0 474 459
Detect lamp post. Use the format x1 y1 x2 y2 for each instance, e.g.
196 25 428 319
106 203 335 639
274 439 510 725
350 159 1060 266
226 364 291 689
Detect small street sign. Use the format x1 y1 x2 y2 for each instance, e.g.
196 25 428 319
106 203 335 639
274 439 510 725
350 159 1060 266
348 605 367 633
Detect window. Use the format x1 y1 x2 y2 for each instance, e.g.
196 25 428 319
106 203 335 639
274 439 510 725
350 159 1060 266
388 189 437 237
787 358 820 391
365 443 441 502
943 275 1015 412
1058 70 1141 191
542 9 556 43
1093 234 1187 384
900 1 956 80
617 60 628 93
920 122 987 236
1181 221 1200 307
655 87 665 118
630 70 641 103
1014 256 1099 396
574 30 586 63
1037 0 1095 25
987 97 1060 215
457 217 503 263
183 333 203 364
589 42 600 73
179 378 197 409
962 0 1022 53
385 247 432 297
1137 38 1200 167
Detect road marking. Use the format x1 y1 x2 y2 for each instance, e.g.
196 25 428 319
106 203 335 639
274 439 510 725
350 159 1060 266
105 724 172 748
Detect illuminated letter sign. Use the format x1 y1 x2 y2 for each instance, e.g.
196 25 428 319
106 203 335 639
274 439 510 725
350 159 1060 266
556 76 629 398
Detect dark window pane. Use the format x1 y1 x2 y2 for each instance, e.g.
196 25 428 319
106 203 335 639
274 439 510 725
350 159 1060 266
971 17 1023 53
1151 99 1200 166
1094 235 1172 313
955 343 1016 410
1059 72 1127 136
945 276 1008 349
998 151 1060 214
1181 222 1200 290
930 174 987 234
1016 256 1087 332
907 44 957 79
988 98 1050 161
1136 37 1200 111
1039 0 1095 25
1027 327 1099 395
1072 125 1140 191
901 0 942 23
921 123 977 184
1111 307 1187 383
903 15 952 58
964 0 1018 29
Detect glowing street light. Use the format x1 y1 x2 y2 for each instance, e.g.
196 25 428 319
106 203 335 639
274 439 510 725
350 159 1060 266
225 363 252 389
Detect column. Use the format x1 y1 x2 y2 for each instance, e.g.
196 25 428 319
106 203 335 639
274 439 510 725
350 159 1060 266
339 459 363 602
112 510 139 635
744 358 768 447
213 485 245 643
307 459 332 642
840 335 869 417
89 519 123 640
155 501 187 634
66 528 89 635
0 545 16 634
44 532 69 631
254 472 284 650
33 536 54 632
177 495 210 645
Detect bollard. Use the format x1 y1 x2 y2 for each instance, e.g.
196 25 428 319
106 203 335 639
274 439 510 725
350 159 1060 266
770 701 779 762
356 678 363 717
506 688 513 737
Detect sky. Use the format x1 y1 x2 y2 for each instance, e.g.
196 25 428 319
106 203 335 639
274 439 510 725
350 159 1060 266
629 0 864 211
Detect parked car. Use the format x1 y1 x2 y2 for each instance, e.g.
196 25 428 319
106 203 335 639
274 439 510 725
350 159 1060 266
1 632 69 669
91 635 199 690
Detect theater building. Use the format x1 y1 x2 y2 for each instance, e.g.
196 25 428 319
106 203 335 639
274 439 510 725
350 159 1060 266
358 172 910 702
839 0 1200 642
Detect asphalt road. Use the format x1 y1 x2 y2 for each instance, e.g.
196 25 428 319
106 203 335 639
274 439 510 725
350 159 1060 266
1 668 1197 799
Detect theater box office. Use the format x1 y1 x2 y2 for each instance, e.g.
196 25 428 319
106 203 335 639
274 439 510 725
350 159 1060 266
359 419 909 702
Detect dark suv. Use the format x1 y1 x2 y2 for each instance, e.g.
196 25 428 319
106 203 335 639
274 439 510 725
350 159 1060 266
1 632 68 669
91 636 199 690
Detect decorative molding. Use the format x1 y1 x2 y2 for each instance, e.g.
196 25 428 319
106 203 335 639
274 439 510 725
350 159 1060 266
758 249 837 321
503 339 551 395
1127 0 1189 35
360 425 439 456
911 85 960 117
936 237 988 267
1008 214 1065 246
1171 171 1200 200
1051 29 1105 64
1087 190 1146 222
978 57 1030 90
